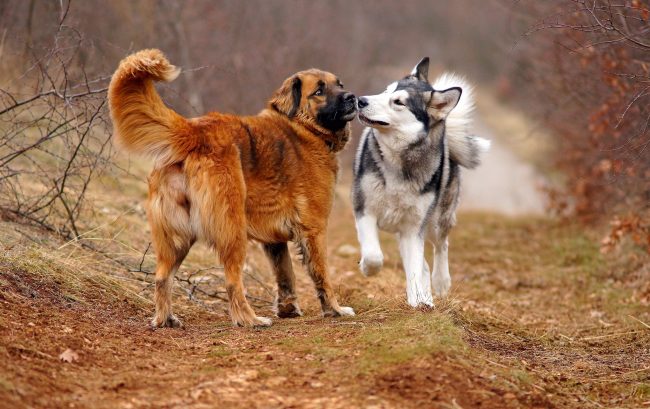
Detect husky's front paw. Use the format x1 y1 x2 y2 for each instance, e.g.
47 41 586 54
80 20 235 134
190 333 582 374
432 274 451 297
360 254 383 277
407 294 434 309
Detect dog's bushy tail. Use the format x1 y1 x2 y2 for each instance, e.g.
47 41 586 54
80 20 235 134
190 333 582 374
433 72 490 169
108 49 192 166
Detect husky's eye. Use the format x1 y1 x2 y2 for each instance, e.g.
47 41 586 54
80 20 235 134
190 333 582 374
393 99 405 106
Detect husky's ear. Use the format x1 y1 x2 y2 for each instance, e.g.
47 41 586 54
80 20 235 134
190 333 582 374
427 87 462 119
270 75 302 118
410 57 429 82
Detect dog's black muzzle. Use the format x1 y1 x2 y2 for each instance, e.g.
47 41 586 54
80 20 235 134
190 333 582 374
339 92 357 120
318 92 357 131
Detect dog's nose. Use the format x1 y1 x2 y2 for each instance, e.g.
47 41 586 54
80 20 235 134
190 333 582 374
357 97 369 108
343 92 356 103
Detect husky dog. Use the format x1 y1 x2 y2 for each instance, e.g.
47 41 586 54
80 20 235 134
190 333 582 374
352 57 489 307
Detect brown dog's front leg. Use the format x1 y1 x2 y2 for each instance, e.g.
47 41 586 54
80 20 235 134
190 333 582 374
263 242 302 318
300 232 355 317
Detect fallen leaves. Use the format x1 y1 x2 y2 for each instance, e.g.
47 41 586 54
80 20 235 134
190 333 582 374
336 244 359 258
59 348 79 363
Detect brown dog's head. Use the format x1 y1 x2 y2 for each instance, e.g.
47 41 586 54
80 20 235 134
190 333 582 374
269 69 356 148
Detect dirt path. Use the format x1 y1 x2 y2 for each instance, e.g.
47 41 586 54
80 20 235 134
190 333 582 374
460 121 546 215
2 191 649 408
1 107 648 408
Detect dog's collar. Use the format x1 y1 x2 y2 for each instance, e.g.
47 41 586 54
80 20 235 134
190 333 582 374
293 119 349 153
264 109 348 153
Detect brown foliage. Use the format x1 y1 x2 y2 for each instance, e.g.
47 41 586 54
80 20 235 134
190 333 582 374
601 214 650 254
508 0 650 252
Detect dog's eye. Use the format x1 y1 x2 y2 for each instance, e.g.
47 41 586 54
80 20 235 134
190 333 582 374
314 88 323 96
393 99 405 106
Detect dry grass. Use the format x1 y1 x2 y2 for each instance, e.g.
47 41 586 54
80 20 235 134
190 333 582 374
1 141 649 408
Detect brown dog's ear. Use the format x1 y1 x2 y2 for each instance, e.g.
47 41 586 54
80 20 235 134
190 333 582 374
270 75 302 118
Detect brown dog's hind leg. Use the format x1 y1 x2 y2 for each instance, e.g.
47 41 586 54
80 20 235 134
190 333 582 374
148 167 193 329
188 152 271 328
301 232 355 317
263 242 302 318
151 248 189 328
217 226 271 327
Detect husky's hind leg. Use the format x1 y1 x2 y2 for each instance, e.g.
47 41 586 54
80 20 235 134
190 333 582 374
432 237 451 297
420 259 433 307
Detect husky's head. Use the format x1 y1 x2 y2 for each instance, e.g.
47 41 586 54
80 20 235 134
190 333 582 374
357 57 462 140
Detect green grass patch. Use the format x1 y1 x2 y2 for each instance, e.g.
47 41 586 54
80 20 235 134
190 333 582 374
0 376 15 392
551 231 601 271
209 345 232 358
270 325 348 362
633 383 650 399
511 368 532 386
259 311 467 376
355 312 466 374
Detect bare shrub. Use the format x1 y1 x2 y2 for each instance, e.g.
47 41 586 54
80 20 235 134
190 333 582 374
507 0 650 252
0 12 112 238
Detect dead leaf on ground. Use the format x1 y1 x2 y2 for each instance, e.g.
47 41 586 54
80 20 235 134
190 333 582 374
59 348 79 363
336 244 359 257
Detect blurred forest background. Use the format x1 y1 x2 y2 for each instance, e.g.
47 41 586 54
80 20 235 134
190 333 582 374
2 2 650 407
0 0 648 250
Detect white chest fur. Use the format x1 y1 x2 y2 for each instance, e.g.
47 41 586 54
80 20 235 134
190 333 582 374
361 169 434 235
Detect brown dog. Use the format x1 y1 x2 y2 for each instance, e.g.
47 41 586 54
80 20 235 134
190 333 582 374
108 49 357 327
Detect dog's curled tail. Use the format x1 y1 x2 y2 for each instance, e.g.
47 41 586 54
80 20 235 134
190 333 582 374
433 72 490 169
108 49 191 166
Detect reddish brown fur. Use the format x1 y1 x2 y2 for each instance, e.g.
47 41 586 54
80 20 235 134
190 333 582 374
108 49 354 327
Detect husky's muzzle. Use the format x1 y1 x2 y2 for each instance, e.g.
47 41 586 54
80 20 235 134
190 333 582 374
357 97 389 127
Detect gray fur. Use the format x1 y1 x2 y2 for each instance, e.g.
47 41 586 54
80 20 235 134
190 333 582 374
352 64 488 306
352 105 458 238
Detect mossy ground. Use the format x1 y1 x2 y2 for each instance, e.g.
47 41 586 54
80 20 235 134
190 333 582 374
0 161 648 408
